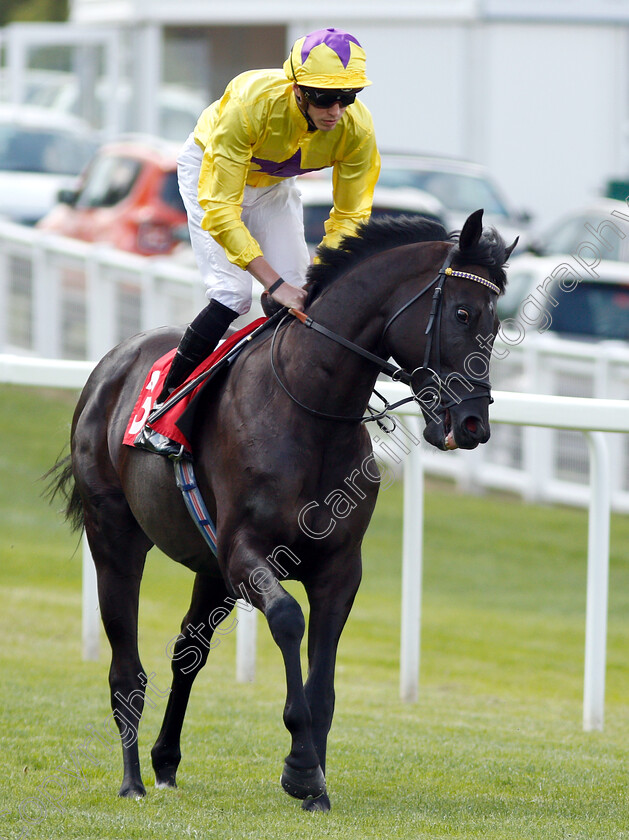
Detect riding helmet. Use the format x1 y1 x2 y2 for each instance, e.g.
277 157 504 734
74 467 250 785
284 28 372 89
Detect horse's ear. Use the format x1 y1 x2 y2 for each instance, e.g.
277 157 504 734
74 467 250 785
459 209 484 251
504 236 519 261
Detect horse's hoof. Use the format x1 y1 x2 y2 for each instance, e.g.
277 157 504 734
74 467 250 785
153 766 178 789
152 746 180 789
302 792 331 812
118 780 146 798
280 763 326 800
155 779 177 790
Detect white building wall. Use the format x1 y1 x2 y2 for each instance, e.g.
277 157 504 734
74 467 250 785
481 23 628 225
331 22 471 159
50 2 629 225
288 17 629 224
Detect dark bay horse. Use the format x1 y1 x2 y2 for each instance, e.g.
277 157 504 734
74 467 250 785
50 209 515 811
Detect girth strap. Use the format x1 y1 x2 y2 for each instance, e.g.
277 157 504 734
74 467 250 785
174 460 218 556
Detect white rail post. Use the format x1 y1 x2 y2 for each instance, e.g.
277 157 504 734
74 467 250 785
82 532 100 661
582 431 611 731
399 416 424 703
236 604 257 683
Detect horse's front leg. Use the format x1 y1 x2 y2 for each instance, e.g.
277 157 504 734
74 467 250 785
301 555 362 811
226 534 325 804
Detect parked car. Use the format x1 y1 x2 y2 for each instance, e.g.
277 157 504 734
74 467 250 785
0 104 97 225
375 152 531 249
523 198 629 262
298 178 447 257
37 135 187 256
498 254 629 343
500 198 629 320
171 178 447 329
172 178 447 264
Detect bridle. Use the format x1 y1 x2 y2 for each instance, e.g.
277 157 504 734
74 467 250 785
270 248 501 425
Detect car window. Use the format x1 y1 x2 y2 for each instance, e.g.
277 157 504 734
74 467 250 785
537 216 589 256
540 214 623 260
0 125 94 176
160 171 186 214
370 206 443 225
76 155 142 208
497 269 538 319
302 203 441 248
378 168 509 218
303 204 330 246
550 280 629 341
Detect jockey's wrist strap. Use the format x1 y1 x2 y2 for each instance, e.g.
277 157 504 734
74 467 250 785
268 277 284 296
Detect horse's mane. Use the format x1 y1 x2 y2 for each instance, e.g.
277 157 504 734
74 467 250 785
305 214 509 304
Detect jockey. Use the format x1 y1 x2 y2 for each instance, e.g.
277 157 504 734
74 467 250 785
154 27 380 405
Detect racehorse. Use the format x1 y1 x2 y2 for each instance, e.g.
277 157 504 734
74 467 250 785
49 209 515 812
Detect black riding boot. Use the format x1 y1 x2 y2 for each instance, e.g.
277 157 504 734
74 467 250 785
156 299 239 404
134 299 238 459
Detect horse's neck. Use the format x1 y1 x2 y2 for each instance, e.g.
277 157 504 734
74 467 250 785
274 261 400 420
307 265 385 346
258 243 447 424
307 240 449 341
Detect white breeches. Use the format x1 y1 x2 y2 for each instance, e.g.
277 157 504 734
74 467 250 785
177 133 311 315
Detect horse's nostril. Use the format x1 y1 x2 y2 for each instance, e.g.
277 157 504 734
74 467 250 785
465 417 478 434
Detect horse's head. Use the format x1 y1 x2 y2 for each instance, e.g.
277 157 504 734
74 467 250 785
384 209 517 451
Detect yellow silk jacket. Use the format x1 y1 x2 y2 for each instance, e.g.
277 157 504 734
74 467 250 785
193 69 380 269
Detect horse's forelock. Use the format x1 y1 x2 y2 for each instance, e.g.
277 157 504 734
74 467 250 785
450 225 510 293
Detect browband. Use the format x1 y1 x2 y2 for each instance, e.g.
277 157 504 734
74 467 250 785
443 267 500 296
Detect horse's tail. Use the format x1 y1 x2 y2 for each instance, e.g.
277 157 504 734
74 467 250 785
43 452 85 533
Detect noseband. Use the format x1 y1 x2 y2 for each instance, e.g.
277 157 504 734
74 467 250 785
270 249 500 424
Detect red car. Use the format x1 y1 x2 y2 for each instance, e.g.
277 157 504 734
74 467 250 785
37 135 187 256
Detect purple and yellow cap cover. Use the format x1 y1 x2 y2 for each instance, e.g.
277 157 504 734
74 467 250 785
284 28 371 89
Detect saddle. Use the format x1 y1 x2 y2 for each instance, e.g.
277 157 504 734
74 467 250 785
123 315 272 459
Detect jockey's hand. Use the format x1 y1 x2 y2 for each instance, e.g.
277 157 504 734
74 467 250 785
271 281 307 312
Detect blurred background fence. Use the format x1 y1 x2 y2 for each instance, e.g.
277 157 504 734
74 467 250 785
2 218 629 512
424 337 629 512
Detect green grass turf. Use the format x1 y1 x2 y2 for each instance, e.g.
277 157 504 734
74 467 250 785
1 383 629 839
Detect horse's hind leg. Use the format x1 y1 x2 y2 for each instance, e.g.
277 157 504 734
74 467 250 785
84 499 153 798
151 571 230 788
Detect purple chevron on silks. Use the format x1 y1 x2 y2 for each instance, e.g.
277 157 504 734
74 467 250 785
251 149 326 178
301 28 360 68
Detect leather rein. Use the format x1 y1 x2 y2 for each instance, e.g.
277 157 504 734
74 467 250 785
270 249 501 425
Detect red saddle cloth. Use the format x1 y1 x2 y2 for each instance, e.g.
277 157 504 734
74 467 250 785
123 317 267 453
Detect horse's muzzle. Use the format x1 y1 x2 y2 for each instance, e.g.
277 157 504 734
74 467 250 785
422 401 491 451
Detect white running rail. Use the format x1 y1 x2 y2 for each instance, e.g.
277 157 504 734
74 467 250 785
2 356 628 732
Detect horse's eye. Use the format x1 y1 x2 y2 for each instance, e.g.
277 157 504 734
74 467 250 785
456 308 470 324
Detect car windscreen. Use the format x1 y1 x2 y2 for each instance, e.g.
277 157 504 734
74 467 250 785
303 204 442 246
539 215 624 261
378 167 509 218
75 155 142 208
160 171 186 214
0 125 94 176
369 207 443 226
550 280 629 341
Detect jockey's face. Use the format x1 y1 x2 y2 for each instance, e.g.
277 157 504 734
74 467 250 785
293 84 346 132
307 100 346 131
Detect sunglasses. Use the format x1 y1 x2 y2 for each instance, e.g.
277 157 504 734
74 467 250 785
300 86 362 108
